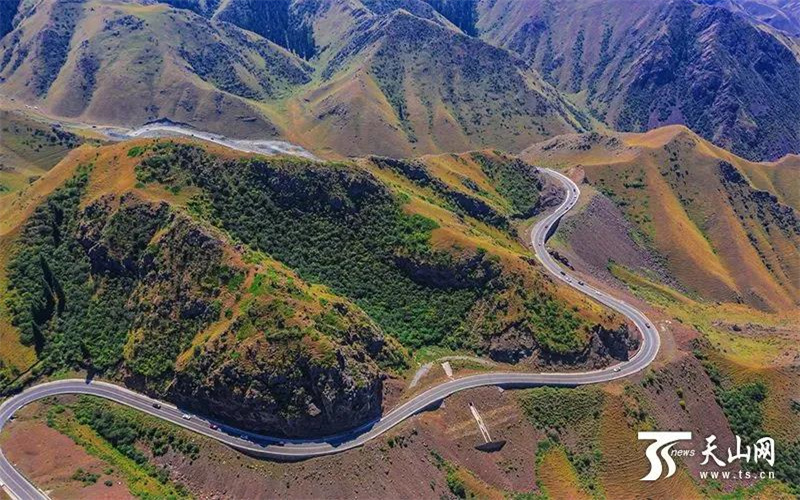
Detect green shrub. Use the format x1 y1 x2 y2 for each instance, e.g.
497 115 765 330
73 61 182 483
71 468 99 485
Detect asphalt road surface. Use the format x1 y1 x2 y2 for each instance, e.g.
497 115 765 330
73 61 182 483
0 168 659 500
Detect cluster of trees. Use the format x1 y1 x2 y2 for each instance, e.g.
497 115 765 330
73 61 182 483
718 381 767 443
701 357 800 493
136 144 486 349
4 165 133 371
135 144 597 359
471 152 543 217
4 160 226 384
525 297 585 355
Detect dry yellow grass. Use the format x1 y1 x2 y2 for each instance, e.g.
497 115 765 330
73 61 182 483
0 145 92 235
536 446 591 500
598 400 702 499
286 69 414 159
644 165 740 298
523 125 799 312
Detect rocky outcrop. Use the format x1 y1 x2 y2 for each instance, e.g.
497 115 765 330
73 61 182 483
592 324 638 361
465 272 637 365
535 178 566 212
535 324 638 368
485 325 536 363
172 304 400 437
486 322 637 366
393 249 501 290
77 194 170 277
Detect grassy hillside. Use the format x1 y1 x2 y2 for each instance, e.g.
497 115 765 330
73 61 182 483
0 0 310 138
523 125 799 312
0 138 633 435
283 8 585 157
0 0 585 159
2 147 406 436
522 125 800 492
0 109 83 196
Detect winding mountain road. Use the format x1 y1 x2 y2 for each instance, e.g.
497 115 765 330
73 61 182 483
0 168 659 500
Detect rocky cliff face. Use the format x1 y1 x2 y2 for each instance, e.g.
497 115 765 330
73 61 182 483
173 297 400 437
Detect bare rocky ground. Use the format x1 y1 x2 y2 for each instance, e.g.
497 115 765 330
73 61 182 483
555 188 679 291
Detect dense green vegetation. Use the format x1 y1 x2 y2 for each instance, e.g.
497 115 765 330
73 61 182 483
472 152 543 218
136 143 494 349
134 143 602 359
525 298 584 355
718 381 767 443
4 163 222 381
214 0 317 60
3 140 597 401
4 164 136 370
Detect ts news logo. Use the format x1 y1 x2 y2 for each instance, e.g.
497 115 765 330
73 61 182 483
638 431 776 481
638 431 693 481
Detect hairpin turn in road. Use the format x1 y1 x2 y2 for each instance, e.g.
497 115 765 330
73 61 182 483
0 168 659 500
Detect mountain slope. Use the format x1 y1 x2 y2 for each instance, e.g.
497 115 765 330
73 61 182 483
522 125 800 312
200 0 587 156
700 0 800 35
0 108 83 195
477 0 800 162
284 7 586 157
0 0 586 158
0 0 312 138
0 138 636 434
